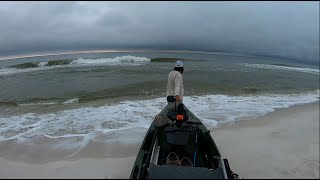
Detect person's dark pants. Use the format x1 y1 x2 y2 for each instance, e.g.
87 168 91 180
167 95 183 111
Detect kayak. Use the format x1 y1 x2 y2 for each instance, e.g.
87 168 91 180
129 102 239 179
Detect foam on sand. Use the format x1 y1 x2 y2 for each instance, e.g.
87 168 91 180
0 90 318 149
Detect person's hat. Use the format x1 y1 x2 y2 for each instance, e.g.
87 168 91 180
175 60 183 67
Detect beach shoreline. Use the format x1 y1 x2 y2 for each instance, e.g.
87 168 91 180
0 101 319 179
212 101 319 179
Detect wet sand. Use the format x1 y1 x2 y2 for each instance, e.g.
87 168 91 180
212 102 319 179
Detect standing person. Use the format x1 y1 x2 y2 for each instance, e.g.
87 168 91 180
154 60 185 128
166 60 184 104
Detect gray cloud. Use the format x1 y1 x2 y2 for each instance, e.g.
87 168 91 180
0 1 319 63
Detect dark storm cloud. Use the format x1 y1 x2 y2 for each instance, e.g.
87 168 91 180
0 1 319 63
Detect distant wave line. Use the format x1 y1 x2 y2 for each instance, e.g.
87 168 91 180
0 49 280 61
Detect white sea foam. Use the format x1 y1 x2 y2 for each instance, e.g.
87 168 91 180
19 101 59 106
38 61 48 67
18 98 79 106
241 63 320 75
70 56 150 66
62 98 79 104
0 90 318 148
0 56 151 76
0 66 53 76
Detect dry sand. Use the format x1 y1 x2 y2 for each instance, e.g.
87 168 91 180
0 102 318 179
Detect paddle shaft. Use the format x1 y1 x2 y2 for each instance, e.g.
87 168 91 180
193 128 198 166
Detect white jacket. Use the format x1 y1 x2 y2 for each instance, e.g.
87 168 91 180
166 70 184 100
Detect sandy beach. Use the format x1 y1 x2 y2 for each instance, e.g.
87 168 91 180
0 102 318 179
213 102 319 179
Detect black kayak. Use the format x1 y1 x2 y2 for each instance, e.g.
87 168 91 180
129 103 239 179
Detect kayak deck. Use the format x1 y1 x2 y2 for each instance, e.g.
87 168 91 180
130 103 235 179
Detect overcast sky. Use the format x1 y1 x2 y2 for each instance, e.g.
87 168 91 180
0 1 319 63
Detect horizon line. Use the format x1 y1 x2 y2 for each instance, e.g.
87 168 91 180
0 49 284 61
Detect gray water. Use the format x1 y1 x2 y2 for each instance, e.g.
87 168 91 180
0 52 318 105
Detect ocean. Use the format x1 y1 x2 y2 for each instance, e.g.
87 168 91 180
0 51 319 161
